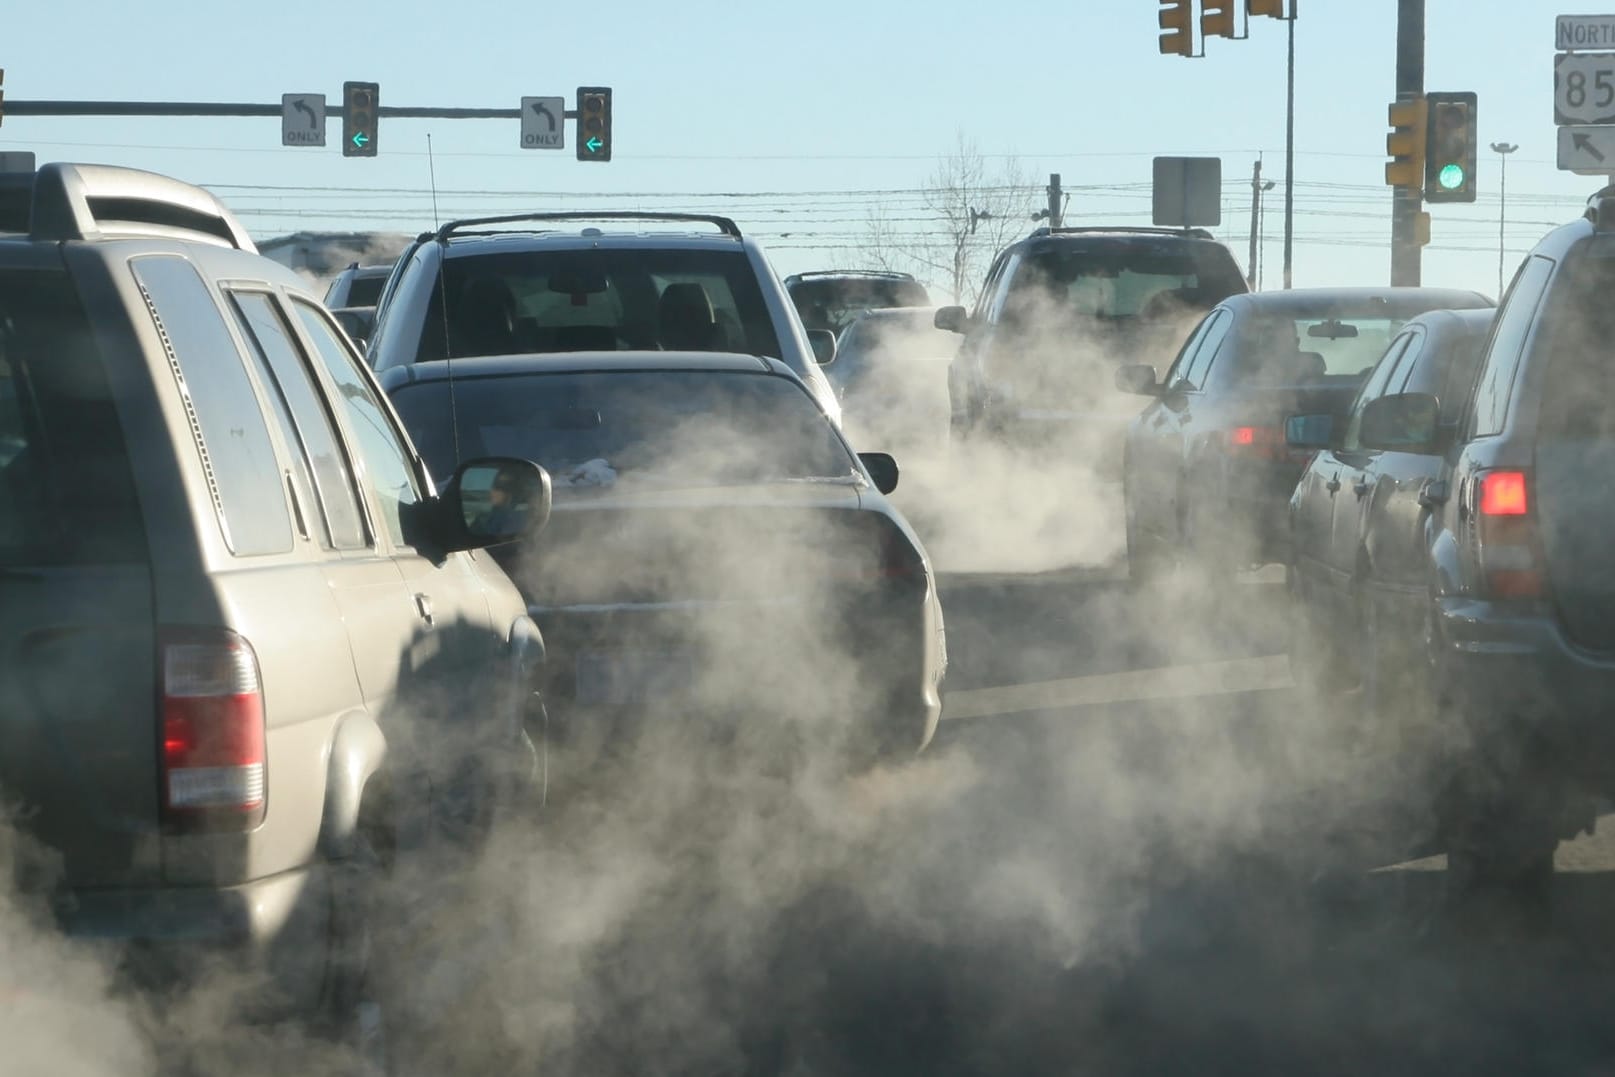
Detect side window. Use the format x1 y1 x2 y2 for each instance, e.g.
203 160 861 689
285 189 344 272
1469 255 1554 437
131 257 291 556
1182 310 1230 389
1161 310 1217 386
227 291 369 549
292 300 422 548
975 253 1010 319
1342 333 1415 452
1385 328 1425 395
984 254 1023 323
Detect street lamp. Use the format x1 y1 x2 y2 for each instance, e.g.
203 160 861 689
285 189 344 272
1490 142 1519 298
1257 179 1277 290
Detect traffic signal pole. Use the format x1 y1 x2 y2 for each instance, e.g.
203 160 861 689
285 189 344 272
1391 0 1426 286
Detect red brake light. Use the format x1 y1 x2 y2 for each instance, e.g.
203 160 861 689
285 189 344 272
161 631 266 827
1480 470 1529 516
1231 426 1257 447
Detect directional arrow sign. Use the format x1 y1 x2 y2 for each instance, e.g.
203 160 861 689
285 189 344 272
520 96 565 150
281 93 326 147
1559 125 1615 173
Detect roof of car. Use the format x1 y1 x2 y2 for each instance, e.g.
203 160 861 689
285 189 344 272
379 350 789 388
784 270 921 284
1020 225 1220 244
439 229 751 256
1224 286 1494 315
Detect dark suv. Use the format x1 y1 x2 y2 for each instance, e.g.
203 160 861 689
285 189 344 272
0 163 549 1050
936 226 1249 460
1365 194 1615 892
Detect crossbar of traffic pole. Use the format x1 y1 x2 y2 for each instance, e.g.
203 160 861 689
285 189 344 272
2 100 578 119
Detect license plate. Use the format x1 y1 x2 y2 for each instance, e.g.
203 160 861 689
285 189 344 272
574 650 694 706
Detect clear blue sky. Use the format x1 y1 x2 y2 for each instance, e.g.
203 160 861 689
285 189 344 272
2 0 1581 298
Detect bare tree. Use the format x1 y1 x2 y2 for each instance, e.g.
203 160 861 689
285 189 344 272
863 134 1038 307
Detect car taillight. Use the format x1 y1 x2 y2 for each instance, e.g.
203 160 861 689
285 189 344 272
161 631 266 827
1476 469 1543 599
1228 425 1287 461
831 519 925 585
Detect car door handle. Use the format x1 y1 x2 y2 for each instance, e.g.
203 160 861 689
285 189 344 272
414 592 435 628
1326 477 1341 494
1353 480 1371 498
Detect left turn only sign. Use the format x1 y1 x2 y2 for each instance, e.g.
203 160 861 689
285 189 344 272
282 94 326 147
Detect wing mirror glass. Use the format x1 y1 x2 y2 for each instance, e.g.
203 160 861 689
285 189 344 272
858 451 899 495
933 306 968 334
1285 413 1335 450
807 329 838 365
448 458 552 549
1114 364 1161 397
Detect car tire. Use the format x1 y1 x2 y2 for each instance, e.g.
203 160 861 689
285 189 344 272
1181 487 1236 593
1286 571 1350 697
322 823 400 1076
1124 475 1169 587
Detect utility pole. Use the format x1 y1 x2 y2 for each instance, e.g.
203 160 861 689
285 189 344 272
1490 141 1518 297
1247 159 1264 288
1047 173 1064 229
1390 0 1426 286
1282 2 1297 289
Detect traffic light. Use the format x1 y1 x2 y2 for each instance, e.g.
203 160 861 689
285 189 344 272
576 87 612 162
1202 1 1238 39
1424 91 1478 203
1159 0 1194 57
1385 96 1427 189
342 81 379 158
1247 0 1287 17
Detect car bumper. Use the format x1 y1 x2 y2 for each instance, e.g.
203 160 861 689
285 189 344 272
52 864 332 1016
532 587 944 772
1434 595 1615 780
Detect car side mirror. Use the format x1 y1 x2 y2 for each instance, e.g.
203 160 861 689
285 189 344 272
807 329 838 365
1359 392 1441 453
443 457 552 551
858 451 899 495
934 306 969 334
1114 363 1161 397
331 305 375 350
1285 413 1335 450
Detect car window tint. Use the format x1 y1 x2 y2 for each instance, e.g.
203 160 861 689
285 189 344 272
391 371 855 490
1341 334 1414 452
1432 328 1490 426
0 269 146 566
1471 255 1554 437
1535 246 1615 443
1161 310 1216 385
414 248 782 363
228 291 368 549
790 278 931 335
132 256 291 556
293 300 421 548
1182 310 1229 389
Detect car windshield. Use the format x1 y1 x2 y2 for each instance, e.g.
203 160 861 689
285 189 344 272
1227 315 1408 382
390 369 857 490
1006 242 1246 322
414 248 782 363
791 277 931 334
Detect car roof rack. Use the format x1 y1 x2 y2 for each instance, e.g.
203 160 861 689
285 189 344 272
18 162 256 251
433 211 742 242
784 269 918 282
1028 225 1215 241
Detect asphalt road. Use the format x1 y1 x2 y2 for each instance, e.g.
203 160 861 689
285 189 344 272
137 557 1615 1076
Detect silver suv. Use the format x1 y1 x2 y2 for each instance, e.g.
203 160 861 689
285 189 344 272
362 212 842 425
0 163 549 1042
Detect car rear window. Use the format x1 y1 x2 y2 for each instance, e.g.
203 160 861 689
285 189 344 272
790 278 932 334
1007 242 1246 321
0 269 147 566
1535 244 1615 442
390 370 854 490
414 248 782 363
344 273 386 308
1226 315 1409 383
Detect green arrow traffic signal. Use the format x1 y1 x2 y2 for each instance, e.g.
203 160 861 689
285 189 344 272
585 136 602 153
352 131 369 149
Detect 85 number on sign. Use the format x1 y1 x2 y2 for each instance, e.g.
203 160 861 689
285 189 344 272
1557 52 1615 126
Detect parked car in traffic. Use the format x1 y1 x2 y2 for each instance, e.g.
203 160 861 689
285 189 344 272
384 351 946 788
936 226 1249 465
0 162 548 1054
829 306 959 456
323 261 395 310
1334 197 1615 894
1116 287 1493 583
1285 307 1495 700
364 211 843 425
784 270 931 337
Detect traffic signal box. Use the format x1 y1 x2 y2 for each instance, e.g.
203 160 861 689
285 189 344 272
342 81 378 158
1247 0 1286 17
1159 0 1194 56
1202 1 1238 39
1386 96 1427 189
576 87 612 162
1424 91 1478 204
